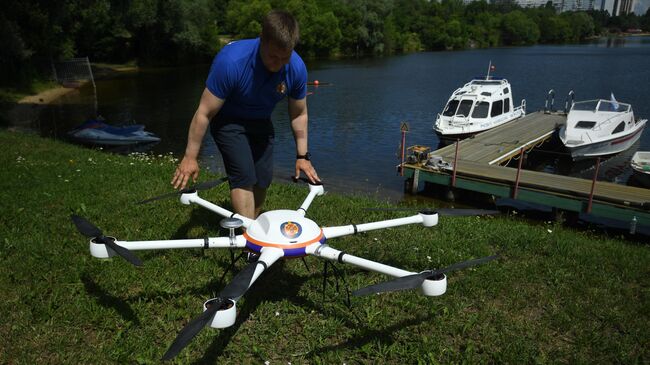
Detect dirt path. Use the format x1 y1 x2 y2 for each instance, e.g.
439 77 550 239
6 86 85 131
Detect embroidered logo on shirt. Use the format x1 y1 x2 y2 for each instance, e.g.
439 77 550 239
276 81 287 95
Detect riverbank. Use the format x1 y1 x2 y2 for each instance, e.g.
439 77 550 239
1 129 648 363
1 63 138 129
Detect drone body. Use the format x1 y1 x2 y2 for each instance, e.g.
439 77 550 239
72 179 497 360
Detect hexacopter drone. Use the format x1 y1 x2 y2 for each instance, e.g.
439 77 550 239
71 178 498 360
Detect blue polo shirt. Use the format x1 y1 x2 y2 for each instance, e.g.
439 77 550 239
206 38 307 120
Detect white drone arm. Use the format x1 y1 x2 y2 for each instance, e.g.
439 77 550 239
307 243 414 278
307 243 448 297
90 236 247 258
321 212 438 239
232 247 284 301
181 192 255 228
297 184 325 216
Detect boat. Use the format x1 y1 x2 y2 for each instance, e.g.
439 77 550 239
434 65 526 141
631 151 650 187
559 97 647 160
67 118 161 146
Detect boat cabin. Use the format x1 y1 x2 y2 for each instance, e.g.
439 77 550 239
434 78 525 139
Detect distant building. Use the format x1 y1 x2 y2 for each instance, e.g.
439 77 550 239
615 0 637 14
559 0 596 11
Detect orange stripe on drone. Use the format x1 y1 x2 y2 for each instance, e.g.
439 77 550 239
243 230 324 249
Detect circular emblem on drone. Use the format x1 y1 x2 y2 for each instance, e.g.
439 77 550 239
280 221 302 239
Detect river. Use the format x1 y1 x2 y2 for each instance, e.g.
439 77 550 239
34 36 650 201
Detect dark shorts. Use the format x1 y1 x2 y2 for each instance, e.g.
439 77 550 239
210 116 275 189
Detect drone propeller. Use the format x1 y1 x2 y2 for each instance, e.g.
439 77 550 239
364 207 499 217
70 215 143 267
162 260 261 360
353 254 499 296
137 177 228 204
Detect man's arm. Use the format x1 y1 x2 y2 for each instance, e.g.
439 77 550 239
172 88 225 189
289 97 320 183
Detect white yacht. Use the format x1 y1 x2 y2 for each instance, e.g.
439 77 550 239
559 98 646 160
434 77 526 140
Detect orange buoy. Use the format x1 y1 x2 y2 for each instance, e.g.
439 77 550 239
313 80 319 86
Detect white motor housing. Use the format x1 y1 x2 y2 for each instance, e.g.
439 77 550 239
420 274 447 296
89 237 116 259
205 298 237 328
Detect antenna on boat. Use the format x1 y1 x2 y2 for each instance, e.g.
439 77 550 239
486 61 494 80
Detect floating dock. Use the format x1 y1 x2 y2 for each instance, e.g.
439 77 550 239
402 111 650 228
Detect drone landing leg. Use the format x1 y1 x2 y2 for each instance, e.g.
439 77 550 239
320 261 351 308
301 257 312 273
218 251 247 285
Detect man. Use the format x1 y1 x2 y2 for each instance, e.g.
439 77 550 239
171 10 319 219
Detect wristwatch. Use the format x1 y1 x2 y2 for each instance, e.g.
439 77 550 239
296 152 311 161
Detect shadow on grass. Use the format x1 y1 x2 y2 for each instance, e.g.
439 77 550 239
308 312 432 356
80 272 141 325
190 259 372 364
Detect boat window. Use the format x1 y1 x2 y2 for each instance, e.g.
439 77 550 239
599 101 618 112
472 80 502 85
598 101 630 112
572 100 599 111
471 101 490 118
504 98 510 113
491 100 503 117
612 121 625 134
456 99 473 117
443 100 460 117
503 87 510 94
575 121 596 129
481 92 491 96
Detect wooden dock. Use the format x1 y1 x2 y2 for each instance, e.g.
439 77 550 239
434 111 565 165
402 111 650 228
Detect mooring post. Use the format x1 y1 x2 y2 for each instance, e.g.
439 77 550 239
400 129 406 176
451 138 460 188
412 169 420 194
512 147 525 199
586 157 601 214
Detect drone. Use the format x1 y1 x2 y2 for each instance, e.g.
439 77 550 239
71 177 499 360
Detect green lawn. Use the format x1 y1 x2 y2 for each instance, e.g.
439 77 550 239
1 130 648 364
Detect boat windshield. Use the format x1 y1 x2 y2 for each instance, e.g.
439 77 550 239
456 99 473 117
471 101 489 118
572 100 631 112
597 101 630 112
571 100 599 111
443 99 460 116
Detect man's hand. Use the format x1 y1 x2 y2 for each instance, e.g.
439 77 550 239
172 156 200 190
295 159 320 184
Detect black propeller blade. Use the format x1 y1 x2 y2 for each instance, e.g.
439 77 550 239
353 254 499 296
70 215 143 267
364 207 499 216
162 261 262 360
137 177 228 204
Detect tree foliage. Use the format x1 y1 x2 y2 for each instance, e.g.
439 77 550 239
1 0 646 88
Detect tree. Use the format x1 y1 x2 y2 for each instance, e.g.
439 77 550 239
501 10 540 45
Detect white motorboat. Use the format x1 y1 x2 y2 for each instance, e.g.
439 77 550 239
631 151 650 187
434 74 525 141
559 98 647 160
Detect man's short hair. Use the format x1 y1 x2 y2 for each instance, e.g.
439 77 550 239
261 10 299 50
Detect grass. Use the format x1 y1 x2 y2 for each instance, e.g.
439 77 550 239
1 129 648 364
